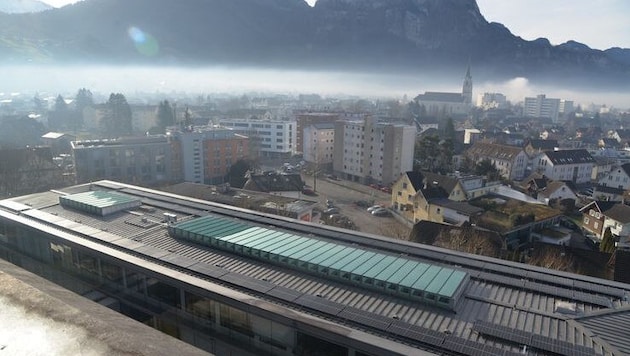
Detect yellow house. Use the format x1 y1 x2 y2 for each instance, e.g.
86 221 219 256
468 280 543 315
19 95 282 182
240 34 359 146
391 171 449 224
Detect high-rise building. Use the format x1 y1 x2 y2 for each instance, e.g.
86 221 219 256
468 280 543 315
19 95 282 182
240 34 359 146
167 126 249 185
333 116 416 185
294 112 340 153
219 118 296 158
523 94 561 122
303 123 335 167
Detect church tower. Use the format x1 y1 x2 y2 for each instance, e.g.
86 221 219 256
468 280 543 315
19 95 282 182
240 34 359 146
462 65 473 104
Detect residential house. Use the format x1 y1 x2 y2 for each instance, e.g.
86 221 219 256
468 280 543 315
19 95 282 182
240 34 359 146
593 185 624 202
242 172 305 199
524 139 558 157
391 171 448 223
598 163 630 190
534 149 594 184
581 201 630 241
464 142 528 180
536 181 578 205
392 171 486 225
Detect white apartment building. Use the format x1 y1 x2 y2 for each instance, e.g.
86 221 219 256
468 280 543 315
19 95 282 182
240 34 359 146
523 95 574 123
477 92 507 110
332 116 416 185
535 149 595 184
303 123 334 166
524 94 560 122
219 118 296 158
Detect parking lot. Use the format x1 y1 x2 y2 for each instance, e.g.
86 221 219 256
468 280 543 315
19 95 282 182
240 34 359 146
302 173 411 240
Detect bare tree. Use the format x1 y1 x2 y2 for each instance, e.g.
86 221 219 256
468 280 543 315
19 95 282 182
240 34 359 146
528 248 577 273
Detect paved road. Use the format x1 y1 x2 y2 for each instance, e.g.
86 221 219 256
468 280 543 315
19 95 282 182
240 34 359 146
303 173 411 240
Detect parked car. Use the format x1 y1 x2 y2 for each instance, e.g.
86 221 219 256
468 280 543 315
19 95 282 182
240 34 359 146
367 205 382 213
371 207 390 217
354 200 370 208
326 199 335 207
324 207 340 215
302 188 317 196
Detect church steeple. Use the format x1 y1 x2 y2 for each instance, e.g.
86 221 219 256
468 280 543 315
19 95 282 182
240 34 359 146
462 65 473 104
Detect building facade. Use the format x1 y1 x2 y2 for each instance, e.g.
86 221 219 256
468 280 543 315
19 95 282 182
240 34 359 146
464 142 528 181
414 67 473 117
167 126 249 185
302 123 334 167
219 118 296 158
1 181 629 356
72 136 178 186
535 149 595 184
333 117 416 185
294 112 340 153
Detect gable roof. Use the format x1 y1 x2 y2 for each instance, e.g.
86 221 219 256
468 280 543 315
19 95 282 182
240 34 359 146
416 92 464 103
603 204 630 224
621 163 630 177
421 171 459 194
404 171 425 192
243 173 304 192
525 139 558 150
538 181 575 199
466 142 525 161
544 149 594 165
580 200 617 214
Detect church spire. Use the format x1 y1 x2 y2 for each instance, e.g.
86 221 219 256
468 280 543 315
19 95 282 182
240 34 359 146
462 65 473 104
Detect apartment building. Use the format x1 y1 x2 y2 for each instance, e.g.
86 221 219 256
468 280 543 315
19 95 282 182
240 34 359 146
464 142 528 181
332 116 416 185
219 118 296 158
72 136 179 186
535 149 595 184
167 126 249 184
302 123 334 167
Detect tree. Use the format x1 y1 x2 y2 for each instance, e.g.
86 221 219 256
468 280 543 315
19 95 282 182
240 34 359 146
156 100 175 132
474 158 501 181
48 95 69 130
600 227 616 253
101 93 132 138
73 88 94 131
226 159 253 188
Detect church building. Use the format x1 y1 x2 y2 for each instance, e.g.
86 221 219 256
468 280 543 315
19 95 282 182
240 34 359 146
414 67 473 117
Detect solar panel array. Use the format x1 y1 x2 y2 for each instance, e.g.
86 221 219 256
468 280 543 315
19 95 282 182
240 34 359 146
474 321 595 356
169 215 470 310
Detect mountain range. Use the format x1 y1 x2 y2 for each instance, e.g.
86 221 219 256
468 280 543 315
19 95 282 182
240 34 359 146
0 0 629 89
0 0 51 14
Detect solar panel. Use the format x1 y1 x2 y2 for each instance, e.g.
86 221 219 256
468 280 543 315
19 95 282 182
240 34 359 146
187 262 229 279
266 286 302 302
337 307 391 332
220 273 274 294
388 321 445 346
473 321 532 345
295 294 344 316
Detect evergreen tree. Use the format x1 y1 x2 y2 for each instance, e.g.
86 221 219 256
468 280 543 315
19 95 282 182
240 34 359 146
156 100 175 132
73 88 94 131
101 93 132 138
48 95 69 130
600 227 616 253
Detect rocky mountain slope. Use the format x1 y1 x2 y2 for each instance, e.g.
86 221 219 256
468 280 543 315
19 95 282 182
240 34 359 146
0 0 628 88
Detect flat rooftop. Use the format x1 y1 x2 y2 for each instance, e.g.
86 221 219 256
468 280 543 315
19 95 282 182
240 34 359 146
2 180 630 355
0 259 209 356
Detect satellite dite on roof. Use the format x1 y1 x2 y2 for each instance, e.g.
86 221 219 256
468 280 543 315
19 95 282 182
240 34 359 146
59 191 141 216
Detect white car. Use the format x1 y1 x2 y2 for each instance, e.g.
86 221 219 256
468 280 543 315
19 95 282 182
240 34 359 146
371 207 390 217
367 205 382 213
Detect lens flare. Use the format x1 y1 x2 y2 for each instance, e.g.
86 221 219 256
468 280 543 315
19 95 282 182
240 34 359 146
127 26 159 57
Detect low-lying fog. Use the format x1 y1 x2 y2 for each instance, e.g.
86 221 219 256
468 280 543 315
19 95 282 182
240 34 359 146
0 65 628 108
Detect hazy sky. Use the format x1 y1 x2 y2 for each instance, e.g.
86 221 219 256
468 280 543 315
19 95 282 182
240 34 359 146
42 0 629 50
